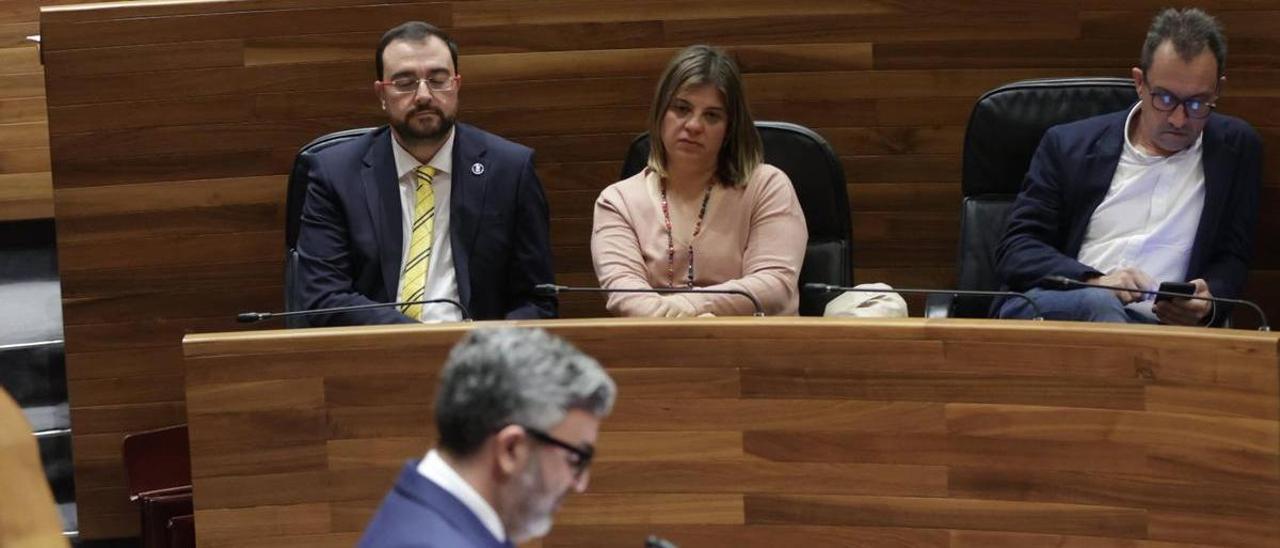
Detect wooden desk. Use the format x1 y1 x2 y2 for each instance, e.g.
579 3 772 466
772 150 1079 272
183 318 1279 547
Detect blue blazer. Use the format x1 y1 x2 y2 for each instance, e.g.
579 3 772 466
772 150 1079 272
296 124 557 325
995 110 1262 323
359 461 513 548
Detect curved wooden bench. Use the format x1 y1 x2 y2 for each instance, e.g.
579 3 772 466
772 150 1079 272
183 317 1280 547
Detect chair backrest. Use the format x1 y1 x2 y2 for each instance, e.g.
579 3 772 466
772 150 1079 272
620 121 853 316
949 77 1138 317
283 127 376 322
121 424 191 500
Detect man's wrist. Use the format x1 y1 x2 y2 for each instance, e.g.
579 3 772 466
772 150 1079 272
1200 301 1216 326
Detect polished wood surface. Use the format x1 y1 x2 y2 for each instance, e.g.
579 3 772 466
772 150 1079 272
39 0 1280 537
0 0 65 221
182 318 1280 547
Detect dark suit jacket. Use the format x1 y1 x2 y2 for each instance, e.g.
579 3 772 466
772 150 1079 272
297 124 556 325
359 461 513 548
995 110 1262 324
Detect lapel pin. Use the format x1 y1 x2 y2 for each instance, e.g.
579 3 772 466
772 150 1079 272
471 162 485 176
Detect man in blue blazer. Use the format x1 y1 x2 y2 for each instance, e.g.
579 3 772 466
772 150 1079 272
296 21 556 325
996 8 1261 326
359 328 617 547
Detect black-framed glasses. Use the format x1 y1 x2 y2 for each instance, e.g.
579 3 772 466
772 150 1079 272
1143 80 1216 119
522 426 594 479
379 74 458 95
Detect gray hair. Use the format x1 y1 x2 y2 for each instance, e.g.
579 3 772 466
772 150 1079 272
1140 8 1227 78
434 328 616 457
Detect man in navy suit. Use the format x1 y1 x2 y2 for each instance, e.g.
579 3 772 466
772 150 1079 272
359 328 616 547
296 21 556 325
996 8 1261 326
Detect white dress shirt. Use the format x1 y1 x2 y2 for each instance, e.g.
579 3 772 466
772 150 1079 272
416 449 507 542
391 130 463 322
1077 102 1206 311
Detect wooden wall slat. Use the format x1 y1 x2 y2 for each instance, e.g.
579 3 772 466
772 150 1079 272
744 493 1149 537
450 0 896 27
40 3 453 51
0 4 48 221
40 38 245 76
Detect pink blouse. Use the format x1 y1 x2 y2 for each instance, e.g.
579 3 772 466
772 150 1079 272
591 164 808 316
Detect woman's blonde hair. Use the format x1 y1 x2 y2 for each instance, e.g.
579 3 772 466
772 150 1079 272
646 45 762 186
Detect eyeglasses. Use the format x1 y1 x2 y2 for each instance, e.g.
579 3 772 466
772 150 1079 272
522 426 594 479
379 74 458 95
1143 80 1216 119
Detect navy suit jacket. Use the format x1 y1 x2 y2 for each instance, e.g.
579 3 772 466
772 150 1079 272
359 461 513 548
995 109 1262 324
296 124 557 325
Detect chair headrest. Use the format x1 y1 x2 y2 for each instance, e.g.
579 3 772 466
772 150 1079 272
963 77 1138 196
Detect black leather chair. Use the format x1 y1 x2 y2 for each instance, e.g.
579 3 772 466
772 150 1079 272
284 127 376 327
925 78 1138 318
620 121 853 316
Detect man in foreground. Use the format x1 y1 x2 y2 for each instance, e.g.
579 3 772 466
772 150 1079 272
359 328 616 547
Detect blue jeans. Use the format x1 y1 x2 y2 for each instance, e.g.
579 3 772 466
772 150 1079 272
997 287 1159 324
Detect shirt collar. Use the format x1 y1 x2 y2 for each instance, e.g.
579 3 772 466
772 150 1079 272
1122 101 1203 162
391 127 456 181
416 449 507 542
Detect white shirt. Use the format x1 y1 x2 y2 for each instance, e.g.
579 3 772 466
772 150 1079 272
392 130 463 322
416 449 507 542
1077 102 1206 305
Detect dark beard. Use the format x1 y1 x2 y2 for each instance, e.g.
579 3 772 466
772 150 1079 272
391 106 455 145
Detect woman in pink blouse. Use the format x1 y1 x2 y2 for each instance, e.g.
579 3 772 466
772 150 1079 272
591 45 808 317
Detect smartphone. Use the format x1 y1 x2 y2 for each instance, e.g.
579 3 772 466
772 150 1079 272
1155 281 1196 303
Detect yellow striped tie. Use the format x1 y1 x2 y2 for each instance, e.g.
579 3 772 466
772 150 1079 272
397 165 437 320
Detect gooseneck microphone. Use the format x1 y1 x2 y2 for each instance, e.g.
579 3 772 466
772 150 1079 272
236 298 471 323
533 283 764 317
645 535 679 548
1040 275 1269 331
803 283 1045 321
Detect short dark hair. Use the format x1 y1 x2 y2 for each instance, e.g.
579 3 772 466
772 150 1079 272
646 45 762 187
434 328 616 458
375 21 459 79
1140 8 1227 78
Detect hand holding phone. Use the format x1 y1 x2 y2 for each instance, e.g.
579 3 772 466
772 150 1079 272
1154 281 1196 303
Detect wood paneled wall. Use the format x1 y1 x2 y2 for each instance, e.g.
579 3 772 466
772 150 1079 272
0 1 70 221
181 318 1280 548
38 0 1280 538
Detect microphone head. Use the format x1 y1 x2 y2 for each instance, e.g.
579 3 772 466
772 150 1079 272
1040 275 1075 289
645 536 679 548
236 312 265 323
533 283 563 296
802 283 834 293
